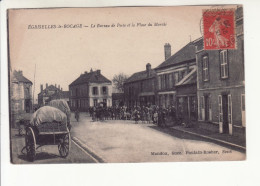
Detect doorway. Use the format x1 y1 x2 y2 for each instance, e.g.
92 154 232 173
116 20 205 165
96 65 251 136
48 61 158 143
222 95 229 133
204 96 209 121
25 99 31 113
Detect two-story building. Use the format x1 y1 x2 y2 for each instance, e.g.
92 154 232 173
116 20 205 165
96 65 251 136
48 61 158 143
124 63 156 108
154 42 197 122
10 70 33 127
69 69 112 111
194 6 245 136
38 84 63 106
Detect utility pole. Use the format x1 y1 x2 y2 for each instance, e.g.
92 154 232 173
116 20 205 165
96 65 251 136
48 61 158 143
32 64 36 112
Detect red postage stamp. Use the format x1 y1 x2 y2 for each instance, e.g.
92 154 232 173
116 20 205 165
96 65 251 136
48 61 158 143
203 9 236 50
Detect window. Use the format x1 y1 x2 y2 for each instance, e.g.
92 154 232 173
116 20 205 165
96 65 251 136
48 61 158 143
94 99 98 106
165 74 169 89
140 82 143 92
76 88 79 96
203 56 209 81
161 75 165 89
169 73 173 88
25 87 30 96
103 99 107 105
102 86 107 95
174 72 179 84
158 76 161 90
220 50 228 79
164 74 167 89
179 70 186 80
172 72 175 85
92 87 98 95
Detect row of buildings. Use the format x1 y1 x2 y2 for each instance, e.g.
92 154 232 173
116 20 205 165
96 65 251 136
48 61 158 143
124 6 245 136
9 70 71 127
10 7 244 138
67 5 245 137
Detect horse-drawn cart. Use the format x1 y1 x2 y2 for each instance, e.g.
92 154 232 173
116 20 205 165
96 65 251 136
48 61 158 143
25 122 71 162
25 104 71 162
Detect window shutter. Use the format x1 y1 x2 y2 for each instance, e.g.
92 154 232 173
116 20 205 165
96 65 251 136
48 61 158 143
218 95 223 133
228 94 232 125
201 96 205 120
158 76 161 90
220 52 224 78
169 73 172 88
209 95 212 121
224 51 228 78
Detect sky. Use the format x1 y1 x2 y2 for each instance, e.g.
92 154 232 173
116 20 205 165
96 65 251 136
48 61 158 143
8 6 220 101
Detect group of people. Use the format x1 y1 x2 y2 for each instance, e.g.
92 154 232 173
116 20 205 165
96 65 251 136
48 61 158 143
82 105 177 128
132 105 177 127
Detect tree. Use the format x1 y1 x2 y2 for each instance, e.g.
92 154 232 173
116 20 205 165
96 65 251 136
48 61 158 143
112 73 128 92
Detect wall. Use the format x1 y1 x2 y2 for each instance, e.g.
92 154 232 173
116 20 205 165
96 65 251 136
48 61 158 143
124 77 155 107
89 83 112 107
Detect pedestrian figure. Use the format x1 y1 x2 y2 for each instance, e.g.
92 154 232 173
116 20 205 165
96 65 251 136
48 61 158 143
161 108 166 128
92 106 96 121
153 111 158 125
133 107 140 124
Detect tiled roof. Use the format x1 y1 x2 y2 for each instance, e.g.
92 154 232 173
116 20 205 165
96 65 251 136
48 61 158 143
155 42 196 70
45 85 60 91
38 85 61 96
12 70 32 84
70 70 111 86
51 91 70 98
125 69 156 83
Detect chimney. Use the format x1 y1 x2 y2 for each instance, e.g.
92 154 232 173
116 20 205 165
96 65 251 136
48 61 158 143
46 83 48 88
55 84 57 88
164 43 171 60
146 63 151 77
58 85 60 90
61 88 63 91
40 84 43 92
97 70 101 75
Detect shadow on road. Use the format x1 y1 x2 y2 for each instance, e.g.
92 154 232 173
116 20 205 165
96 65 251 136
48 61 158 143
148 125 246 153
18 152 60 162
149 125 203 141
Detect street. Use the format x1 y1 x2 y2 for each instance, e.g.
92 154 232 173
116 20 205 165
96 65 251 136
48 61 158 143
70 113 245 163
11 112 245 164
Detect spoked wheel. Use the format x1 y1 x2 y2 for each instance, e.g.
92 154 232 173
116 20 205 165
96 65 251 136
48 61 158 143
58 133 71 158
25 127 36 162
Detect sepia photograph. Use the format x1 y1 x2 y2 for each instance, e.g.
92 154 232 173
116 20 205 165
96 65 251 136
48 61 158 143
8 5 246 164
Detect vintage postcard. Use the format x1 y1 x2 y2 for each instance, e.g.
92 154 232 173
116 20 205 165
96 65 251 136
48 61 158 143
8 5 245 164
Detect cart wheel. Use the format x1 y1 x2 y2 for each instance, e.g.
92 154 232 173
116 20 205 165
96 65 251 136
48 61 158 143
58 133 70 158
25 127 36 162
